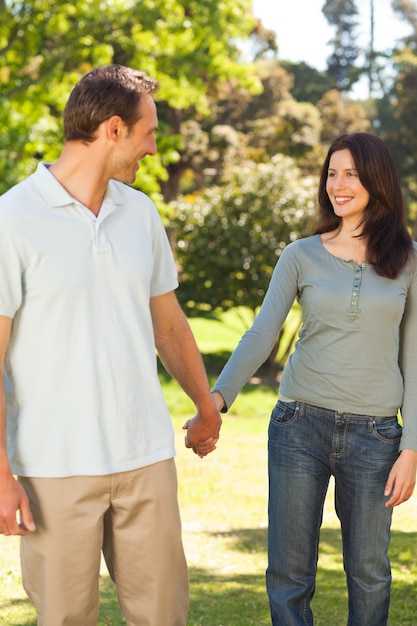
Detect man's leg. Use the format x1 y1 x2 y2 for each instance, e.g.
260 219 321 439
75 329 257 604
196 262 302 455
19 475 110 626
102 459 189 626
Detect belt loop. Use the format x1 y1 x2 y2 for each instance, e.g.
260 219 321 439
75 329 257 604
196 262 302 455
296 401 305 419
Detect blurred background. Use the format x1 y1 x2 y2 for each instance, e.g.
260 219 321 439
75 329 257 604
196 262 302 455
2 0 416 332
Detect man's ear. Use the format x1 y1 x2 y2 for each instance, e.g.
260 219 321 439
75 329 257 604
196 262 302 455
106 115 124 141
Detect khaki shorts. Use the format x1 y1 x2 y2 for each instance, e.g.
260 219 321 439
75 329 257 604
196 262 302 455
19 459 189 626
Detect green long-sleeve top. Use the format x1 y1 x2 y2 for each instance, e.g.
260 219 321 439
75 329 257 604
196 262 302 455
212 234 417 451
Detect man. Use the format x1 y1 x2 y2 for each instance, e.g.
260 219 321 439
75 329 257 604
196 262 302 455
0 65 221 626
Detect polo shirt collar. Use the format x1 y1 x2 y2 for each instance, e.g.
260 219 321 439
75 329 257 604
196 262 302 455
33 162 124 209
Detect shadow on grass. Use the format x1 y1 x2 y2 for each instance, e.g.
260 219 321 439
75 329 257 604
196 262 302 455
98 527 417 625
97 568 271 626
187 568 270 626
0 597 37 626
210 526 268 553
6 528 416 626
199 527 417 626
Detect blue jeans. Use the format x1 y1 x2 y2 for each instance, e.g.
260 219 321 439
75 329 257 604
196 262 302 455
267 400 401 626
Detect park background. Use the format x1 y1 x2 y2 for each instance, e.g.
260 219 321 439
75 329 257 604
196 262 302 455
1 0 417 623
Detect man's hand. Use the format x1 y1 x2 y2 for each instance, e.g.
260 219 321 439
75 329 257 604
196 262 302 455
183 423 218 457
183 392 224 458
0 473 36 536
384 449 417 507
183 410 222 457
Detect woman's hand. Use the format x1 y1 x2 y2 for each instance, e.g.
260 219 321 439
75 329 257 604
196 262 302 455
384 449 417 507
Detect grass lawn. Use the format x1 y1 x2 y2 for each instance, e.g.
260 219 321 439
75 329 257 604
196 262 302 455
1 310 417 624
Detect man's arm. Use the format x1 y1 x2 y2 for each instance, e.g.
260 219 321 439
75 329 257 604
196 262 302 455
0 315 35 535
150 292 222 455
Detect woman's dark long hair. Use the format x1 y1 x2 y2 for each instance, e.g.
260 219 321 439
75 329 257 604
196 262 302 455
315 132 414 278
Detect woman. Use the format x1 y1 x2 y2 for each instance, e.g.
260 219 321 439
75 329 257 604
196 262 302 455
209 133 417 625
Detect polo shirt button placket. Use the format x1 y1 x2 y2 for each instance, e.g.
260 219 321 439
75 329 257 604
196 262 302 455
91 217 111 253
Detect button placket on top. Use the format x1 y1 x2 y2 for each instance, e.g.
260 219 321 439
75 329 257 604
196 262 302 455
346 261 366 321
75 200 113 253
92 220 111 253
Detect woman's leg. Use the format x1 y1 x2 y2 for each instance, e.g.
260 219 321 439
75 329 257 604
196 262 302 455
333 415 401 626
267 401 332 625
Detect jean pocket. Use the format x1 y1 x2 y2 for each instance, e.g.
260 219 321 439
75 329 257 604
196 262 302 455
372 416 402 443
269 400 299 427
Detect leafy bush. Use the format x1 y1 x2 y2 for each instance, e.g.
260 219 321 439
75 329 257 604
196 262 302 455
174 154 317 316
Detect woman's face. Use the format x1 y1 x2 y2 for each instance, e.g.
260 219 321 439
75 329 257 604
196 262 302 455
326 148 370 224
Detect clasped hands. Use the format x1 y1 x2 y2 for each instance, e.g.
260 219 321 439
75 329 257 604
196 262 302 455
183 391 224 458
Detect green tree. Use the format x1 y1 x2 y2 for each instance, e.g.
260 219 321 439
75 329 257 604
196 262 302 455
176 60 323 193
254 99 321 160
247 15 279 60
0 0 260 206
317 89 371 145
379 50 417 235
322 0 361 91
160 60 310 198
280 61 336 104
377 1 417 233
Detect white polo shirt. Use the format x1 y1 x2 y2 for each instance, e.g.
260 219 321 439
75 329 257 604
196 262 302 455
0 163 179 477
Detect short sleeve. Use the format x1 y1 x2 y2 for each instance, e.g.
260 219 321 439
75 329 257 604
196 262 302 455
149 208 178 297
0 222 23 318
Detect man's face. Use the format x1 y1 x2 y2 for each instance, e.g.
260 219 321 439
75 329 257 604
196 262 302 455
112 94 158 184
